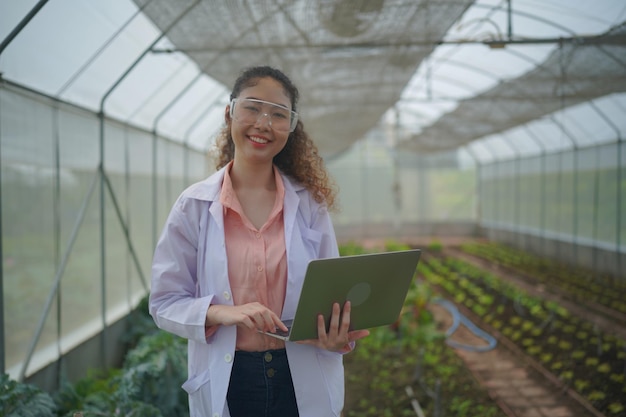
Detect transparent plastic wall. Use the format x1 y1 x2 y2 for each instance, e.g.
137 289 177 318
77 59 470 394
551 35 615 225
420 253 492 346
479 142 626 253
0 83 209 378
328 134 477 235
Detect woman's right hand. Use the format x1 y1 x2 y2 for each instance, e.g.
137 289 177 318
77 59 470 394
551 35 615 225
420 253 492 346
206 303 288 334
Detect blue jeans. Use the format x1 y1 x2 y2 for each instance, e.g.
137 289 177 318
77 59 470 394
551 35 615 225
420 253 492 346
227 349 299 417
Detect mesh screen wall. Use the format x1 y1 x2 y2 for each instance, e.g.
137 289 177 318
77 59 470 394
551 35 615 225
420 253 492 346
479 142 626 254
328 137 478 238
0 83 210 378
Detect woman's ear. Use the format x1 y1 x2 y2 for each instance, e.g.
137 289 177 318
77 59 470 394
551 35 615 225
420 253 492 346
224 105 231 123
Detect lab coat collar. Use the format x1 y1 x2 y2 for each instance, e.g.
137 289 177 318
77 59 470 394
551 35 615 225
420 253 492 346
185 165 305 203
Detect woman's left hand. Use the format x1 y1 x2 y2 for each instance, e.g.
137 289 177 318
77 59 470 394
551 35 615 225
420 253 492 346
297 301 369 352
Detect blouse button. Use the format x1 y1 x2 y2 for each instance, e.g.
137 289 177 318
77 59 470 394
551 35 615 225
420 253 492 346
224 353 232 363
257 265 263 272
255 232 261 239
223 291 231 300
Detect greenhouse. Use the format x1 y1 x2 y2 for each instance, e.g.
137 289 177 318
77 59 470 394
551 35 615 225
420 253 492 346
1 0 625 416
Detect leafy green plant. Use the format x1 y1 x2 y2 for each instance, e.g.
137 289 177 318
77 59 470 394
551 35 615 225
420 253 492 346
51 295 189 417
119 331 188 416
0 373 57 417
57 331 188 417
426 240 443 252
460 241 626 315
384 240 411 252
339 241 369 256
54 368 120 416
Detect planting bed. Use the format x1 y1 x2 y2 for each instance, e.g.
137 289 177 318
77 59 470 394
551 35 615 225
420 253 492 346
341 241 507 417
459 242 626 321
420 252 626 417
343 296 507 417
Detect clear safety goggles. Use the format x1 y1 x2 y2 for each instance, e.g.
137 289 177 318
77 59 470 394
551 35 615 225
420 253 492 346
230 98 298 133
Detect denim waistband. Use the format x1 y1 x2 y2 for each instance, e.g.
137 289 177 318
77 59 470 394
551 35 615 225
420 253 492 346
235 348 287 359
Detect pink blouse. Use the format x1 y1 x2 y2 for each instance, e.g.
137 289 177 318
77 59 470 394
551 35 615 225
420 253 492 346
219 162 288 351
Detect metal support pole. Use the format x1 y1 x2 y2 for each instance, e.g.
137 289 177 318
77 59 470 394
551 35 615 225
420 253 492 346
52 105 62 386
587 101 623 275
522 126 547 251
463 145 482 231
507 0 513 40
361 140 369 239
555 39 576 261
97 0 200 368
0 83 4 375
152 133 158 251
592 147 600 272
0 0 50 377
479 141 497 230
501 134 523 247
618 139 624 275
98 114 106 368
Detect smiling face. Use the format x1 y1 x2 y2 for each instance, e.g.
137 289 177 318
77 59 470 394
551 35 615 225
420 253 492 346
226 77 293 167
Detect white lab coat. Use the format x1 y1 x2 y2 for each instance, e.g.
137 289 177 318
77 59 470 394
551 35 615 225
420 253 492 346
150 165 344 417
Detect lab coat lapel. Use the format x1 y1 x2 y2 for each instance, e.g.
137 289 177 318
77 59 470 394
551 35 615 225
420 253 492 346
281 175 308 320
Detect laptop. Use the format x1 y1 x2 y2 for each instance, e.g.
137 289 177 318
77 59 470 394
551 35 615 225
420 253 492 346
262 249 421 341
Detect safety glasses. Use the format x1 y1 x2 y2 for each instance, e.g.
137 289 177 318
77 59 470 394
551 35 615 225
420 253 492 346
230 98 298 133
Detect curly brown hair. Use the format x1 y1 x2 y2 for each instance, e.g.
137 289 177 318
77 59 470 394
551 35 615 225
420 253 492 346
215 66 338 210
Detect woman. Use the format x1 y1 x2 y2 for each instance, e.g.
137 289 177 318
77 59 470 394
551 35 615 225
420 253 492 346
150 66 369 417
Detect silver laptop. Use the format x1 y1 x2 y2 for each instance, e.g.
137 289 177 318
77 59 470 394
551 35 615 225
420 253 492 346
262 249 421 341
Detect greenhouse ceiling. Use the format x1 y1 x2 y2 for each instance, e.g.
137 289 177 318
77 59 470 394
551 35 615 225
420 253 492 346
1 0 625 161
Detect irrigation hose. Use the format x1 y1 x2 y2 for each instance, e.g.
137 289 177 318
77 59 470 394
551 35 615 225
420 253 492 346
405 386 426 417
404 300 495 416
433 298 498 352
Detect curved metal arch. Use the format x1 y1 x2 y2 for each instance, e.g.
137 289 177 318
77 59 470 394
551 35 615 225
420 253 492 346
56 0 156 97
184 94 227 145
406 48 582 155
0 0 49 56
411 72 484 97
149 0 289 135
124 58 191 123
453 43 583 148
427 57 506 83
